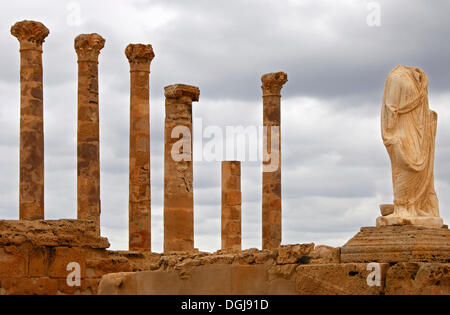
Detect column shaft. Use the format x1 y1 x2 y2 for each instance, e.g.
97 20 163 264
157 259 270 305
164 84 200 252
11 20 49 220
221 161 242 250
126 44 154 251
75 34 105 234
262 72 287 250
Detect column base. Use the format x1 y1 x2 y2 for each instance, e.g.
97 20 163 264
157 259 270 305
376 215 444 228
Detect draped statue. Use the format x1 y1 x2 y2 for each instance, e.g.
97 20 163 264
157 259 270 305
377 65 444 228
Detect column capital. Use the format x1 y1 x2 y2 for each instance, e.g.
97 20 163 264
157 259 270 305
261 72 288 96
11 20 49 51
164 84 200 102
74 33 105 62
125 44 155 72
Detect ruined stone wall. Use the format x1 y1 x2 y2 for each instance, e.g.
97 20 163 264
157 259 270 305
0 220 160 295
0 220 449 295
99 243 450 295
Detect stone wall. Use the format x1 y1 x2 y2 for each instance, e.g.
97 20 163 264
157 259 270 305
98 244 450 295
0 220 160 295
0 220 448 295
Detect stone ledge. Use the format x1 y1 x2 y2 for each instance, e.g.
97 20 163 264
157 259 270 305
0 220 109 249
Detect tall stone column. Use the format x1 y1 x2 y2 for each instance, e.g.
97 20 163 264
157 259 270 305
75 34 105 234
164 84 200 252
262 72 287 250
221 161 242 251
11 20 49 220
125 44 155 251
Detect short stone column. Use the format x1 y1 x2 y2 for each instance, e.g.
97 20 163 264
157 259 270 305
11 20 49 220
75 34 105 233
125 44 155 251
261 72 287 250
164 84 200 252
221 161 242 251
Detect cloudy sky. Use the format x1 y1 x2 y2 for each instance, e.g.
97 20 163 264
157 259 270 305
1 0 449 252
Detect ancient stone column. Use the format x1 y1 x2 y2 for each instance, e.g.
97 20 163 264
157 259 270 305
125 44 155 251
261 72 287 250
164 84 200 252
221 161 242 251
75 34 105 233
11 20 49 220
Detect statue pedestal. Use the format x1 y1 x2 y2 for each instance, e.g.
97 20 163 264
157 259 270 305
341 225 450 263
376 215 444 228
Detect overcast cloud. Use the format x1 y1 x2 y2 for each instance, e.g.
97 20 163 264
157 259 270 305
0 0 449 252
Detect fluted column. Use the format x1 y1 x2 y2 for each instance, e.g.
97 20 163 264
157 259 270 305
11 20 49 220
164 84 200 252
221 161 242 251
125 44 155 251
262 72 287 250
75 34 105 234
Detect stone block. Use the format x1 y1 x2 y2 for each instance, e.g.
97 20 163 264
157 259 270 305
48 247 87 278
341 225 450 263
0 246 27 277
295 263 389 295
385 263 450 295
276 244 314 264
0 277 58 295
28 246 49 277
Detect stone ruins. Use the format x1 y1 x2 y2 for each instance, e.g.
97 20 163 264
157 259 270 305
0 20 449 295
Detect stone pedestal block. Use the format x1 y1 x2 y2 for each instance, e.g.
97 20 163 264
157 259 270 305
341 225 450 263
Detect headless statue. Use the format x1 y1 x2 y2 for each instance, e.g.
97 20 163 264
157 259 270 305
377 65 444 228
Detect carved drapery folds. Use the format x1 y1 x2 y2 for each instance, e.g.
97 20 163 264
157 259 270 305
378 65 443 228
